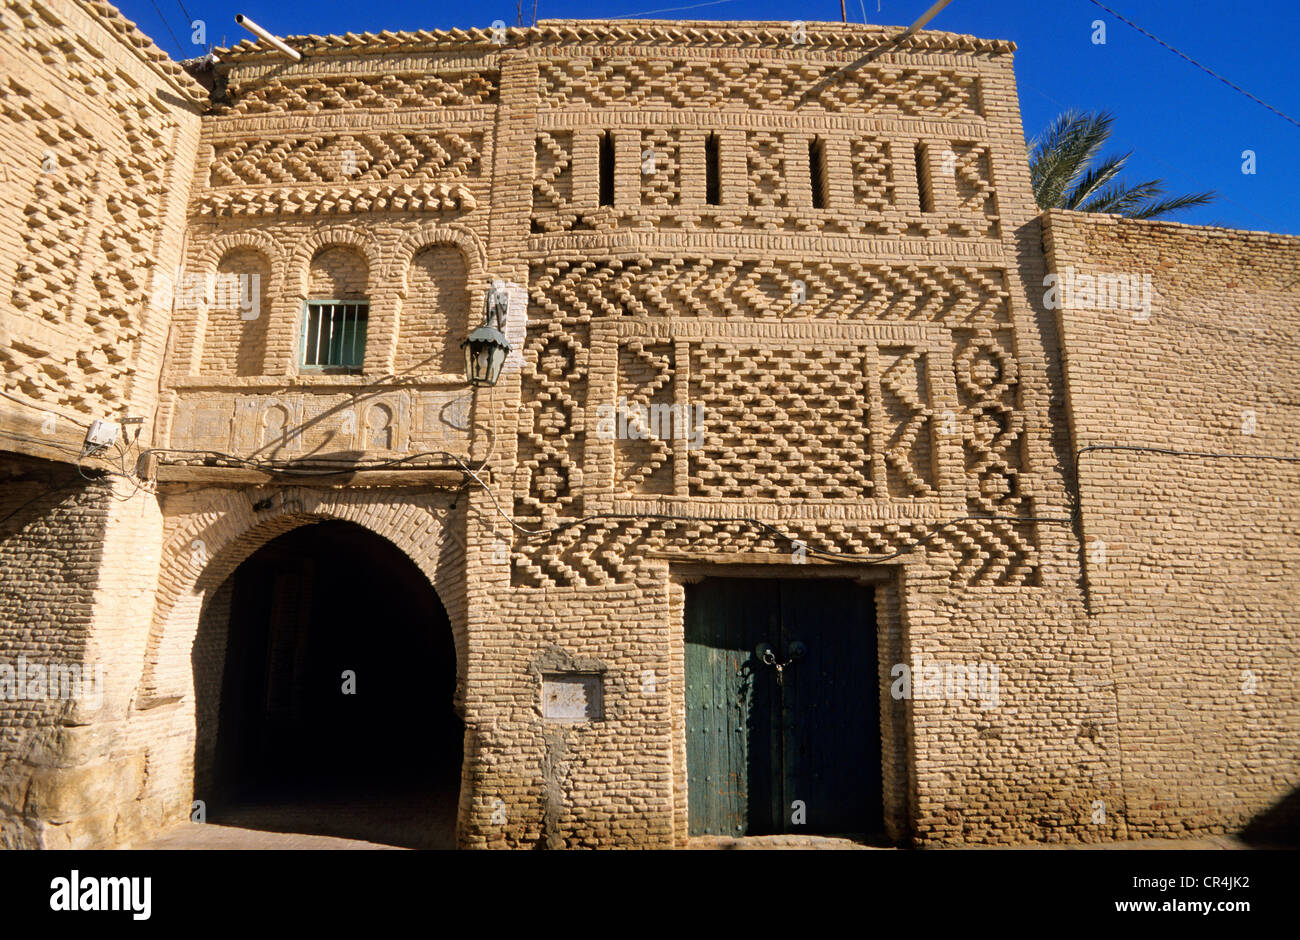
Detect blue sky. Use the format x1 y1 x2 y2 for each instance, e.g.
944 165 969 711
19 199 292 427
116 0 1300 234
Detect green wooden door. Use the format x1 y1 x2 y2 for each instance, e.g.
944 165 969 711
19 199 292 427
686 579 882 837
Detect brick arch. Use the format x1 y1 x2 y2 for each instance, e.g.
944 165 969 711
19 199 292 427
288 227 383 299
137 487 467 717
392 223 486 296
182 233 282 375
194 230 284 282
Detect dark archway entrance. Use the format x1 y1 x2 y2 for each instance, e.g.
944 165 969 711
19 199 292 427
194 520 461 848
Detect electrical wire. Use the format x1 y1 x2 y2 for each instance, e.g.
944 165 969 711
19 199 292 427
1084 0 1300 131
146 0 187 59
610 0 738 17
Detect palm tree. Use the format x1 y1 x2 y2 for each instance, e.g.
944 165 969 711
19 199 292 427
1028 110 1216 219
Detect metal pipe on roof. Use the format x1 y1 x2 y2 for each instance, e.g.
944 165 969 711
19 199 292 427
234 14 302 61
898 0 959 41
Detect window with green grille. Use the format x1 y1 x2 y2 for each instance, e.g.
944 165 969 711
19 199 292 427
301 301 368 369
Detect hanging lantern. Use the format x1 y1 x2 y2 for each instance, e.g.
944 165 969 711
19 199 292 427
462 281 512 387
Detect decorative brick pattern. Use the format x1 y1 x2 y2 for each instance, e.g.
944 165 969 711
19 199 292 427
222 70 499 114
614 340 674 496
2 8 1296 856
536 58 980 118
530 258 1013 324
851 136 896 210
515 319 588 521
688 345 873 499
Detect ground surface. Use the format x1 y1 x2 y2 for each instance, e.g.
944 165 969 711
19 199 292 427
134 822 1259 851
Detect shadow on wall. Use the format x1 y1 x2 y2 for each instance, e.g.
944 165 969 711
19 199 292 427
1240 788 1300 847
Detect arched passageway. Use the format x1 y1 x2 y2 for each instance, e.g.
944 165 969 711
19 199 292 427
193 520 461 848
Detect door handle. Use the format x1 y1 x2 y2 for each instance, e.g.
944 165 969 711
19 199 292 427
755 640 805 686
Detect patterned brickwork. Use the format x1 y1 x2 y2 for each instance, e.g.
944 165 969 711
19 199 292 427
197 131 483 218
514 319 588 521
640 130 682 208
518 243 1039 587
879 346 935 497
529 258 1012 324
221 70 499 114
208 132 482 188
527 128 999 238
953 328 1025 516
0 0 198 441
614 340 674 496
535 58 980 118
746 132 787 208
531 131 578 233
5 11 1297 856
851 136 896 210
687 344 873 499
952 142 996 217
509 516 1038 589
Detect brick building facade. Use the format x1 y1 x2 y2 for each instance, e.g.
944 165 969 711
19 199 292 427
1 1 1296 849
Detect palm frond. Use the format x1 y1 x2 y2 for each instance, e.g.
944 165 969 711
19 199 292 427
1027 109 1217 220
1028 110 1115 210
1126 190 1218 220
1061 152 1131 210
1077 180 1164 216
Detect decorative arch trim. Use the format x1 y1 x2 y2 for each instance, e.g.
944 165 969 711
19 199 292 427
289 227 383 298
136 487 467 711
391 223 487 298
193 230 284 281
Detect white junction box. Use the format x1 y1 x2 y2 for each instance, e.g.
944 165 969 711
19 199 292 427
85 420 120 449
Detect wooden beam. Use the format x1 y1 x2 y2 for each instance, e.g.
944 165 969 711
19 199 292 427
153 465 484 488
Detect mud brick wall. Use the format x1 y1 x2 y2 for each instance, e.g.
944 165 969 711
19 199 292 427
0 0 200 849
1 10 1296 850
0 0 203 462
1044 212 1300 839
461 20 1108 848
0 455 111 848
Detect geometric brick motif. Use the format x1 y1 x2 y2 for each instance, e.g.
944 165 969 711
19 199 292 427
879 347 935 497
510 516 1038 588
747 131 787 208
208 131 482 187
688 344 873 499
953 327 1025 516
615 341 675 496
531 131 579 233
640 129 682 208
851 136 896 210
530 258 1012 325
536 59 979 119
515 319 588 520
222 71 499 114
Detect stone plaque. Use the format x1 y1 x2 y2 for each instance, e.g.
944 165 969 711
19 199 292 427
541 673 603 722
